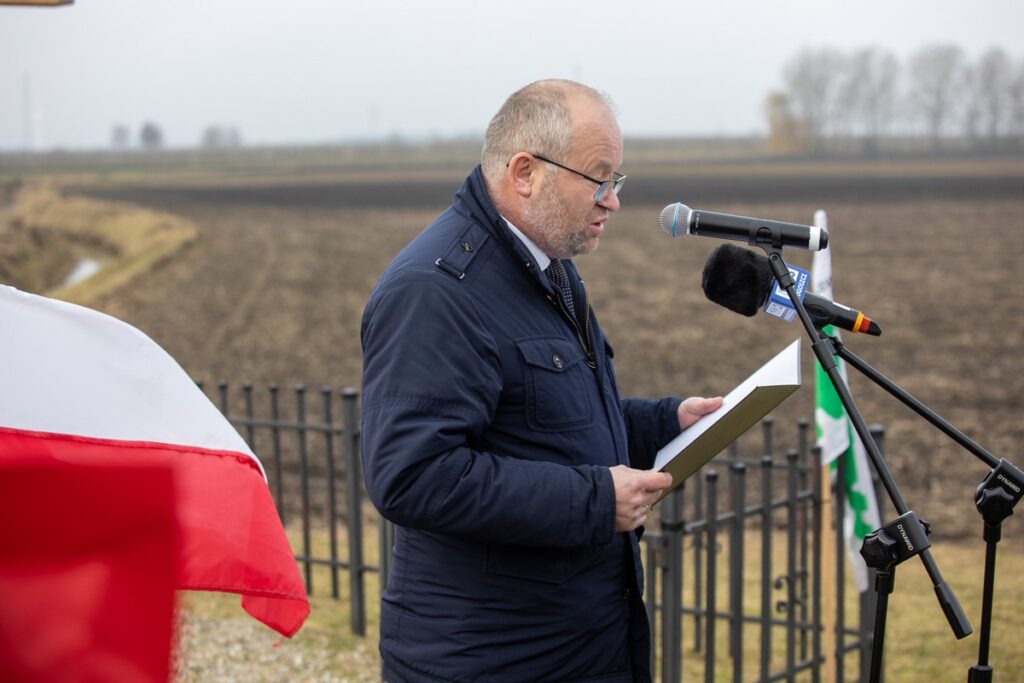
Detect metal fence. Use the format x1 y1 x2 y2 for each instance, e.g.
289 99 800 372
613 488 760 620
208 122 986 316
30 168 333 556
202 381 886 683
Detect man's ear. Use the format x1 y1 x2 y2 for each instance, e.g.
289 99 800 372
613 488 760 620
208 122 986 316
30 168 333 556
506 152 538 198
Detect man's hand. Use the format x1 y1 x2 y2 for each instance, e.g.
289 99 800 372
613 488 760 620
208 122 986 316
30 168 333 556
677 395 723 430
609 465 673 532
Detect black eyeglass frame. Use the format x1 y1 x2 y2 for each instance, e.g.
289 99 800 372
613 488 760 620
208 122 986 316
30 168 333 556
530 153 627 201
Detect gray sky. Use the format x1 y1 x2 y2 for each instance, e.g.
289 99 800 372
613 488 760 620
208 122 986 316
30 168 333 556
2 0 1022 150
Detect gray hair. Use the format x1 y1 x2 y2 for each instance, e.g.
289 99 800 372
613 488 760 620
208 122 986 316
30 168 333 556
481 79 613 182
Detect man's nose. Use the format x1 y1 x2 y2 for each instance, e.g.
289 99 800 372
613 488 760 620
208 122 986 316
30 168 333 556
598 188 621 212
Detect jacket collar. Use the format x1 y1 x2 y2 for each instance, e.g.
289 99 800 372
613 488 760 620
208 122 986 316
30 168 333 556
455 165 558 291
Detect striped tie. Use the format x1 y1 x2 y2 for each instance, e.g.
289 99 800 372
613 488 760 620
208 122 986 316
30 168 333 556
545 259 576 319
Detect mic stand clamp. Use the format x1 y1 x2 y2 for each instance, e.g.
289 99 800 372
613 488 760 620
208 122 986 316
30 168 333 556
975 460 1023 534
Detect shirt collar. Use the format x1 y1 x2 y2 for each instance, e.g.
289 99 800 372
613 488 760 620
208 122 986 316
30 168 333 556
502 217 551 271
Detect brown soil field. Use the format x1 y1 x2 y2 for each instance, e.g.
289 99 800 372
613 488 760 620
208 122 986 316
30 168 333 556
49 156 1024 538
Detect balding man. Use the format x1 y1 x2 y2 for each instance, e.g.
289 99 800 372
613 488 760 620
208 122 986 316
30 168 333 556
361 79 721 683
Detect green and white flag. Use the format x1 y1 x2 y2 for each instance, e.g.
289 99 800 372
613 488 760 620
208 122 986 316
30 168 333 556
811 210 881 593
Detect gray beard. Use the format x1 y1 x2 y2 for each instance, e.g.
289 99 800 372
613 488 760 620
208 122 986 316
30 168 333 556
522 185 594 259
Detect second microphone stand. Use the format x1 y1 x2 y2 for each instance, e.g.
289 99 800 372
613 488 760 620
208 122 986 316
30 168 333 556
760 246 973 683
833 337 1023 682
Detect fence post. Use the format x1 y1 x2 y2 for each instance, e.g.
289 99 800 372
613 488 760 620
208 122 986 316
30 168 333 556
760 454 773 682
811 443 823 683
322 388 341 600
660 488 685 683
785 449 800 681
646 534 663 676
242 382 256 448
704 470 719 683
270 384 285 523
343 388 366 636
762 416 775 458
693 473 704 652
729 462 746 683
217 380 229 415
296 384 312 594
798 418 811 664
835 444 847 683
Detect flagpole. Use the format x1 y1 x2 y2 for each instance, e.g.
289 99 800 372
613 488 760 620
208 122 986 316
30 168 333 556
820 463 837 683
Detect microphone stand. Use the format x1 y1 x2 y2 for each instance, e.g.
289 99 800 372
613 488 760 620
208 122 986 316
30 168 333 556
829 336 1023 683
759 246 973 683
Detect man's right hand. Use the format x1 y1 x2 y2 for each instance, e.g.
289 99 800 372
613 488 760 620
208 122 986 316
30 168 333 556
609 465 673 532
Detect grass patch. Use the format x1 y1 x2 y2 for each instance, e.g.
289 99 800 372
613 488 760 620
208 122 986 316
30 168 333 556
173 520 385 681
656 528 1024 681
0 179 195 306
175 520 1023 681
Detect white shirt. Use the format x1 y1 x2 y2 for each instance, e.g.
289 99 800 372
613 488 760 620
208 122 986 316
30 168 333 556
503 217 551 271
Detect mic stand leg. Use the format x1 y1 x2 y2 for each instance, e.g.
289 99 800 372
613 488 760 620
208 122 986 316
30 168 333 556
968 461 1023 683
870 568 894 683
860 511 934 683
828 338 1024 680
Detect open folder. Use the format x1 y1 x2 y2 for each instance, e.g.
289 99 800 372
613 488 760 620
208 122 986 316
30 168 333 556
653 339 802 499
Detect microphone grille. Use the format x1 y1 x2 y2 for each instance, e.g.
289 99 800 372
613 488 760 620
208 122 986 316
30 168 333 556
658 203 691 238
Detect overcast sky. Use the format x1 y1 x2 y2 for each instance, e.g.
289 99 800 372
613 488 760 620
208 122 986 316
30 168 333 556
1 0 1022 150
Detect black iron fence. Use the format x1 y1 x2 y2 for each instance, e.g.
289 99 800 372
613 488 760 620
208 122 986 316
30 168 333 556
201 381 886 683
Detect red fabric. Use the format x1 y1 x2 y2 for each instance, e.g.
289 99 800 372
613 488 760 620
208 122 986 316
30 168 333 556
0 462 177 683
0 427 309 637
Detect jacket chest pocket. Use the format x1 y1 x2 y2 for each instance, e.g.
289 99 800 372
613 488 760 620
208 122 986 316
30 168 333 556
515 337 593 432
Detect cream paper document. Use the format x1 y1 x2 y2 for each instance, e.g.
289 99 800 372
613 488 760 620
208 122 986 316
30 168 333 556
653 338 802 497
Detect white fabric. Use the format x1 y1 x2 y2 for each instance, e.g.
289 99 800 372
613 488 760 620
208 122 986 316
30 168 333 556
0 286 263 477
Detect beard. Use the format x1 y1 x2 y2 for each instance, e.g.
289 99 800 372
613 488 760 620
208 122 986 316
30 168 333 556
522 180 599 259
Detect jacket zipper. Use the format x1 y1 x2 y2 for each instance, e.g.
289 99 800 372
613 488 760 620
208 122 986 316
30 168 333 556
552 287 597 370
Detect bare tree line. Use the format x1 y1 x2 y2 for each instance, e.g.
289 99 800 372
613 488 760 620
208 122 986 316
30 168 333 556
766 44 1024 155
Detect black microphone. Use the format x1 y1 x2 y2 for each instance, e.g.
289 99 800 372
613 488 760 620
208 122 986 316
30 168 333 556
702 244 881 335
660 202 829 251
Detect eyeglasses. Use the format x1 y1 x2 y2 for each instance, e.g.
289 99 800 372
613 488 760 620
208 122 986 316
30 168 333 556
531 153 627 202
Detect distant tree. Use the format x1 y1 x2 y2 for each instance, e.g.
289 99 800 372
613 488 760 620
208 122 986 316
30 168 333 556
835 47 899 154
1009 59 1024 147
110 124 131 150
960 62 984 145
139 121 163 149
907 44 965 151
782 47 846 153
975 48 1014 145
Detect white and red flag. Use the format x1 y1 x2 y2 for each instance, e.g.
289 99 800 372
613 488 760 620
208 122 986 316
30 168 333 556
0 285 309 637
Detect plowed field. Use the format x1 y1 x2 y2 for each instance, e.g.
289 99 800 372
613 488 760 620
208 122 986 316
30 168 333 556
68 156 1024 537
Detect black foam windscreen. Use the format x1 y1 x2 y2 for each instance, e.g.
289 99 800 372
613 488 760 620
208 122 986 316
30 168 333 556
700 244 774 317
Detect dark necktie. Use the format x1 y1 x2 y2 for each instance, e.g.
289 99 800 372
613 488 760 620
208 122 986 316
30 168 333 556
545 259 576 319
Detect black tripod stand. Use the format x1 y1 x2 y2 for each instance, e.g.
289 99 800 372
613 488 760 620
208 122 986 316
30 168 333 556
757 246 973 682
831 338 1024 682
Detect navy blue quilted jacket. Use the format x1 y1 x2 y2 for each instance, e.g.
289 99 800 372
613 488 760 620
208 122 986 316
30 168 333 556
361 166 683 682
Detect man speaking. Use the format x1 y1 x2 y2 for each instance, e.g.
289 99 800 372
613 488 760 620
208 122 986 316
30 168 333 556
360 79 721 682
